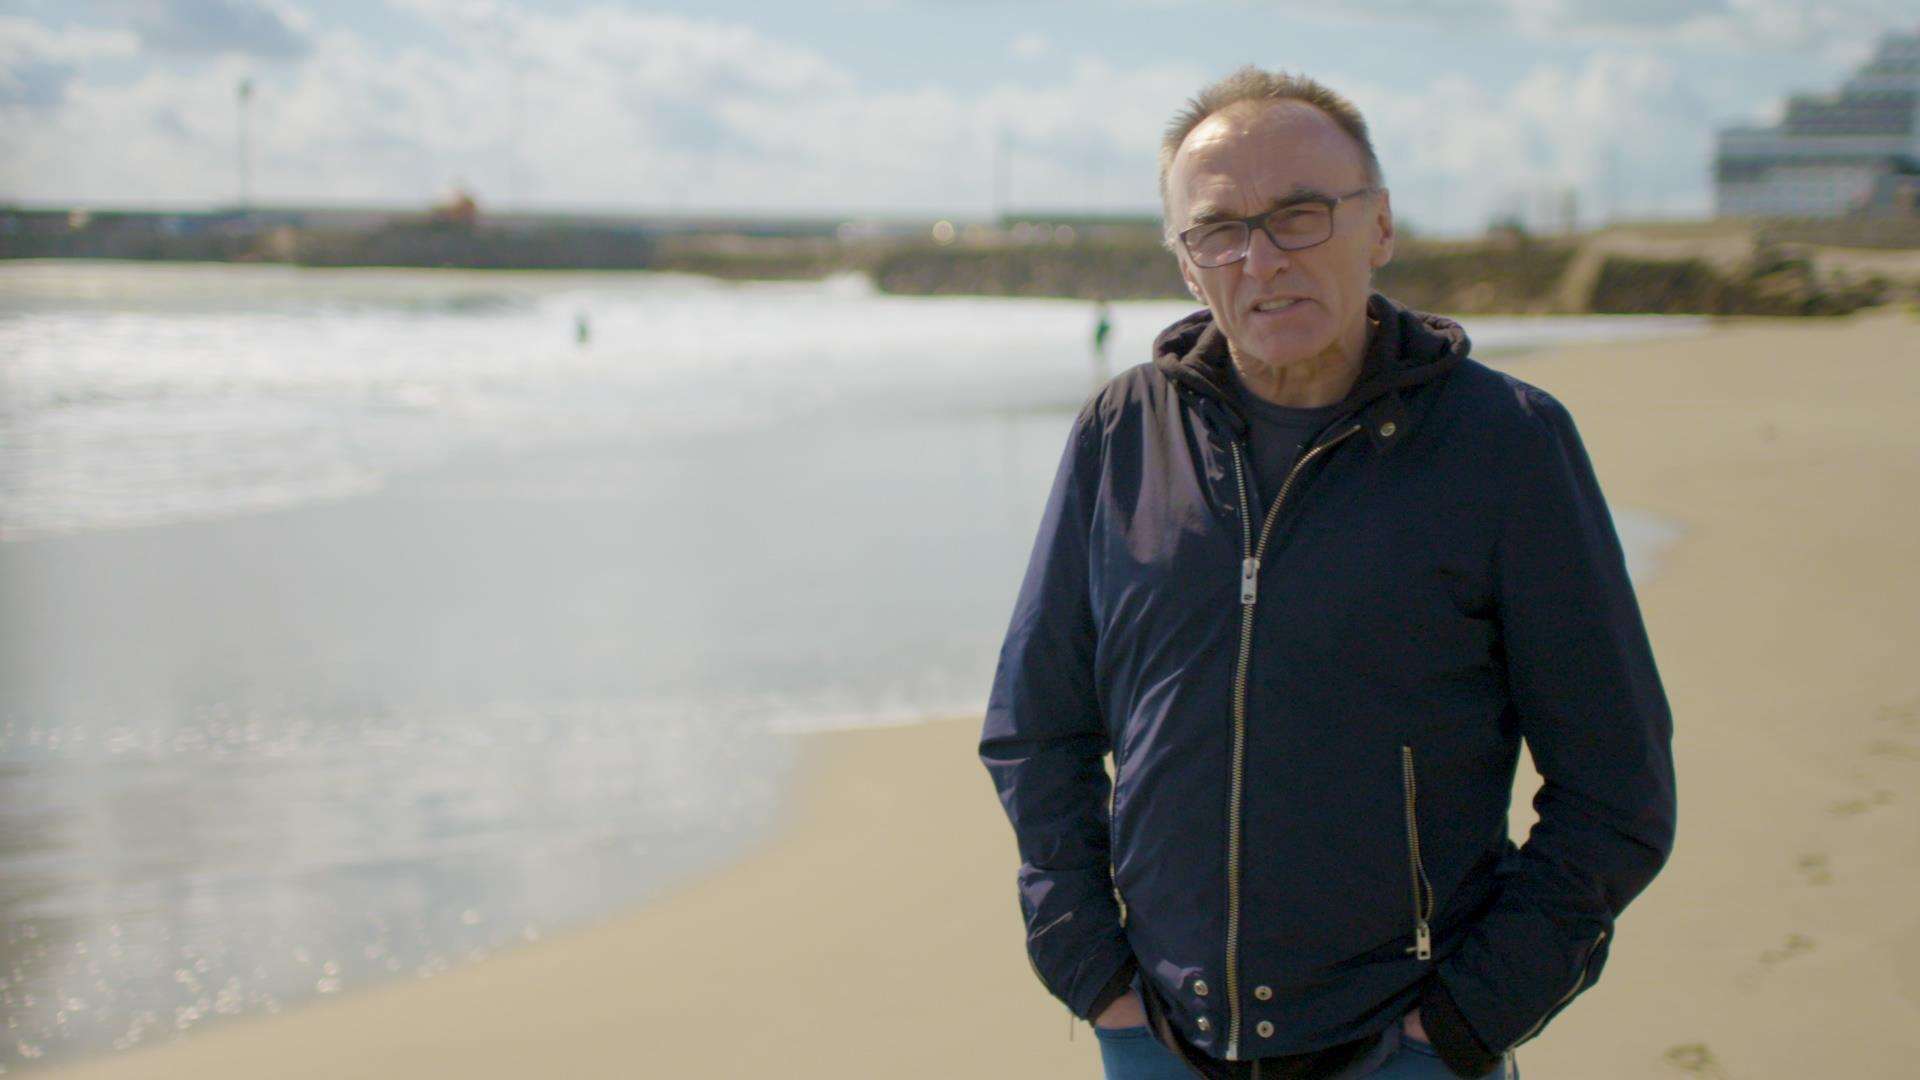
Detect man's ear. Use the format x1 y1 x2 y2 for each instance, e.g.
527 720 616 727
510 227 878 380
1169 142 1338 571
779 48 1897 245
1368 189 1395 271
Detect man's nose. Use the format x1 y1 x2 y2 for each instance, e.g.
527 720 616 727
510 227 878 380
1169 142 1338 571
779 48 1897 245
1241 225 1291 278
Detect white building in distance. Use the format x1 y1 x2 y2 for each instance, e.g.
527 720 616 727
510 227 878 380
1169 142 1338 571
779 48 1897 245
1715 29 1920 218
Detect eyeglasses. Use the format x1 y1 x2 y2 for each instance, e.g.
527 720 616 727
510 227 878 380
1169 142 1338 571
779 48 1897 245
1177 186 1382 268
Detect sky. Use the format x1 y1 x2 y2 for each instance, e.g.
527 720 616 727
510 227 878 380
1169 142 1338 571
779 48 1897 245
0 0 1915 235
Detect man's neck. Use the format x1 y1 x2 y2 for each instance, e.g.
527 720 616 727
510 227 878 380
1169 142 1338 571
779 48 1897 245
1229 316 1377 409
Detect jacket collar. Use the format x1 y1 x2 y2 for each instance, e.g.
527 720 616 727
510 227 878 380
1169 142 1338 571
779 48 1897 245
1149 292 1469 449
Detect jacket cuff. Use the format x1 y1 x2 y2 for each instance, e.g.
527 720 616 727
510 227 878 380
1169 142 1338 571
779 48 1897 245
1084 955 1140 1022
1419 975 1501 1079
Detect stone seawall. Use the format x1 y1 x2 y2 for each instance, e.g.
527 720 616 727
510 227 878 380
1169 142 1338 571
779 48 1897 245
860 238 1902 316
4 217 1914 315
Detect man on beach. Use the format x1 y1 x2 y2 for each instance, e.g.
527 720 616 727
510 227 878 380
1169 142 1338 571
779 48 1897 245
979 68 1676 1080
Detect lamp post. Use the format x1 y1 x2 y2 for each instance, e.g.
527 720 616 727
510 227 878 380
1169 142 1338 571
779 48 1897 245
236 76 254 213
992 122 1010 226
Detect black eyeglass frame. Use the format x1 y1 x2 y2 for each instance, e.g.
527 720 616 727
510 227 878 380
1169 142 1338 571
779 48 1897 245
1177 185 1384 268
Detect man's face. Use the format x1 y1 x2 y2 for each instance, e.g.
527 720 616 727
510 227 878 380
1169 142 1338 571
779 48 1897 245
1166 101 1394 381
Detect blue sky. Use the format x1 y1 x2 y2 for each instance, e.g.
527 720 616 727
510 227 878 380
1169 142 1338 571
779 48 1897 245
1 0 1914 234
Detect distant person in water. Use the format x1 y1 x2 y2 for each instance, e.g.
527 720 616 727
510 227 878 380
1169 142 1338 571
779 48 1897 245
1092 299 1114 380
980 65 1675 1080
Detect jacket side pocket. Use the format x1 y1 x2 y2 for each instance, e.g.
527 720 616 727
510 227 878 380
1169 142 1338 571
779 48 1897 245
1400 745 1435 961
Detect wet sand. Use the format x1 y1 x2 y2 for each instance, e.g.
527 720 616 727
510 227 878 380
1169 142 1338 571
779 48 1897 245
41 307 1920 1079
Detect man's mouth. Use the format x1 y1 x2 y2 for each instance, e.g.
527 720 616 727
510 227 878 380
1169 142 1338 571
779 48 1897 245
1252 298 1304 313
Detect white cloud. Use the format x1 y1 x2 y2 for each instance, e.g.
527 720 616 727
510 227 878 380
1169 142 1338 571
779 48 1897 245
1267 0 1910 57
124 0 313 59
0 3 1209 216
1345 47 1716 231
0 15 138 106
2 4 863 207
1009 32 1051 60
1 1 1884 230
395 0 853 99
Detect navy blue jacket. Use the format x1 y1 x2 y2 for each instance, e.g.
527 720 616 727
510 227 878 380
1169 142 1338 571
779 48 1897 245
980 293 1676 1078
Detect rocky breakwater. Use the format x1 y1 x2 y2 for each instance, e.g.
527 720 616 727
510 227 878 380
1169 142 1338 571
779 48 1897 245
865 226 1910 317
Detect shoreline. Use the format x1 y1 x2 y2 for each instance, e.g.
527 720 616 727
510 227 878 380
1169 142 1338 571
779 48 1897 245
35 308 1920 1078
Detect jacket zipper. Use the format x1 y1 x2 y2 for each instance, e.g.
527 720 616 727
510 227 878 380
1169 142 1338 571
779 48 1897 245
1506 927 1607 1050
1222 421 1363 1059
1400 746 1435 961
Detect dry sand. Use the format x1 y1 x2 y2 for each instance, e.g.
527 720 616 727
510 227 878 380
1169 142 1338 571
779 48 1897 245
42 308 1920 1079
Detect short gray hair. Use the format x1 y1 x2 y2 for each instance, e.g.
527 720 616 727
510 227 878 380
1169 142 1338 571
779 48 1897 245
1158 67 1384 238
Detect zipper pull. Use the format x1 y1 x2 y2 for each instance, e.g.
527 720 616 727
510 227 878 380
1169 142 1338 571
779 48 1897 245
1415 921 1432 960
1241 557 1259 604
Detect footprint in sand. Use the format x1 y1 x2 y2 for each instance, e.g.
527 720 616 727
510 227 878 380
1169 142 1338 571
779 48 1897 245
1865 738 1920 762
1874 699 1919 730
1795 852 1832 886
1825 704 1916 812
1736 933 1816 991
1663 1042 1729 1078
1758 932 1815 967
1827 789 1894 817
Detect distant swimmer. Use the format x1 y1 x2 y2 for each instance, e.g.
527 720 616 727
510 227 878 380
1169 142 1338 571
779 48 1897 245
1091 299 1113 379
575 311 591 346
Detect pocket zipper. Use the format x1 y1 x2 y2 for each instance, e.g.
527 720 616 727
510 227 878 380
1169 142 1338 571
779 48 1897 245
1507 928 1608 1050
1023 910 1079 1039
1400 745 1435 961
1025 911 1075 981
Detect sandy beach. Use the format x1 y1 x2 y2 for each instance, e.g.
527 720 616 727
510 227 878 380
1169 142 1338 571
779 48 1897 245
38 307 1920 1080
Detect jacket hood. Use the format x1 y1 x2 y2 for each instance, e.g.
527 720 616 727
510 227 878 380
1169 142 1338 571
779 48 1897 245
1149 292 1469 439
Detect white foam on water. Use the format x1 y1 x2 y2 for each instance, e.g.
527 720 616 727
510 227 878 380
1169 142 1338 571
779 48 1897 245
0 262 1708 540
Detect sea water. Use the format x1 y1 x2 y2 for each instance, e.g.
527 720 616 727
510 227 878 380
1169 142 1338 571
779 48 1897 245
0 261 1699 1071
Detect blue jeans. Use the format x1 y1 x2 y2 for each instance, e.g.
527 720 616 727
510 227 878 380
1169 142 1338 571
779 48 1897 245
1093 1019 1519 1080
